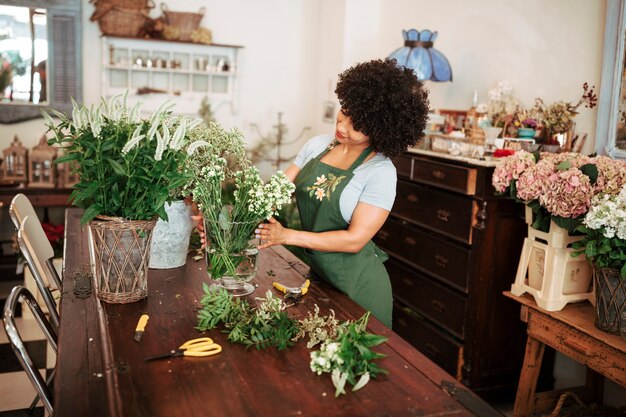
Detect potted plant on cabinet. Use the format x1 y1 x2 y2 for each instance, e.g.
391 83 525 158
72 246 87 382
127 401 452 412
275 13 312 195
45 94 196 303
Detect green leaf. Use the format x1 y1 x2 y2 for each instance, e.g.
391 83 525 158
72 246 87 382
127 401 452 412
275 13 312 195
80 204 103 224
556 160 572 171
53 153 79 164
552 216 582 234
218 206 231 231
579 163 599 186
107 158 126 176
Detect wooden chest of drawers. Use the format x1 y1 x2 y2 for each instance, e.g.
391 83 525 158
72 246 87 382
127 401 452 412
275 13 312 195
375 151 528 399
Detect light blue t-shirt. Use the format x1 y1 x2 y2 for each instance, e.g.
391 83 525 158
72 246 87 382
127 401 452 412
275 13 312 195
293 134 397 223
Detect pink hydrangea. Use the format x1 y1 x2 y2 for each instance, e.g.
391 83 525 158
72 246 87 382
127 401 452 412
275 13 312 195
492 150 536 193
539 152 592 168
516 159 555 202
539 168 594 218
592 155 626 194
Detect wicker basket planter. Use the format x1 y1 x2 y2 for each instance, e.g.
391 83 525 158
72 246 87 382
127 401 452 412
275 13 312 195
161 3 205 41
593 267 626 334
89 216 157 304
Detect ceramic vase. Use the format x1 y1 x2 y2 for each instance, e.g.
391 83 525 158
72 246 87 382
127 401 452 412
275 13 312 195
149 200 194 269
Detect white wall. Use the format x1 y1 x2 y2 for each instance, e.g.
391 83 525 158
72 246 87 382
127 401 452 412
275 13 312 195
1 0 607 158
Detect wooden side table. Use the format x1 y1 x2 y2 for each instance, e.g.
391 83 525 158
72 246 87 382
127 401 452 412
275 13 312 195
504 292 626 417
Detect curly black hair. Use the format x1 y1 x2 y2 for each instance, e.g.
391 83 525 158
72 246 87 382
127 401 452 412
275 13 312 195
335 59 430 158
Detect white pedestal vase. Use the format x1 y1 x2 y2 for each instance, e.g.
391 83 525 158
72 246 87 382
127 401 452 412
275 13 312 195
149 200 194 269
511 206 594 311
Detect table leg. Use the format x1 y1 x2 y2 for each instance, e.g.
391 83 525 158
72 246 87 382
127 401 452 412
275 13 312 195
513 335 545 417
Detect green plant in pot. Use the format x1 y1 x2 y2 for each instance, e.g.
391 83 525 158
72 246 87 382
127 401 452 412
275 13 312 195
573 187 626 335
45 93 198 303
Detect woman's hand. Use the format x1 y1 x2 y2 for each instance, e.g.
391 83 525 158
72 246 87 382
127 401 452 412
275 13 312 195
256 217 289 249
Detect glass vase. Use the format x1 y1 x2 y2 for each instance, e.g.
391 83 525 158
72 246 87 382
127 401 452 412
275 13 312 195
206 239 259 296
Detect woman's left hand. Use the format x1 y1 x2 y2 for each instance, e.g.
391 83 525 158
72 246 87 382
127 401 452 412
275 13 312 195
256 217 288 249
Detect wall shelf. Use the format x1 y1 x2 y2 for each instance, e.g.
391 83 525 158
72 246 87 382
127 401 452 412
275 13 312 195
101 36 243 115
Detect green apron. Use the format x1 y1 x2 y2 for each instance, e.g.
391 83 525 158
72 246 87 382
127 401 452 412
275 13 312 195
294 142 393 328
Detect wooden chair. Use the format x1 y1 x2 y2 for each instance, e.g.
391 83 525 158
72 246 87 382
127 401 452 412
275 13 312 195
10 193 63 291
3 285 57 416
17 215 61 331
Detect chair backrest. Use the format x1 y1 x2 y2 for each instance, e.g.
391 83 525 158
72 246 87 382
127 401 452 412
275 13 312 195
9 193 38 230
3 285 57 416
18 215 61 330
10 193 63 290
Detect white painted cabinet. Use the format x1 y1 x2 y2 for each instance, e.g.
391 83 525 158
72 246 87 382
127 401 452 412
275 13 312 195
101 36 242 115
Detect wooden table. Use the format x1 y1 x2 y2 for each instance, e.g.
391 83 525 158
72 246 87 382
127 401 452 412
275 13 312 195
55 208 501 417
505 292 626 417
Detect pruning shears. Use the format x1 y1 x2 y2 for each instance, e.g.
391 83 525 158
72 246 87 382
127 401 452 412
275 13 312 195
272 279 310 302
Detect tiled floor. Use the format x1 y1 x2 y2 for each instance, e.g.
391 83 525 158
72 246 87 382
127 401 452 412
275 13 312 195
0 292 55 417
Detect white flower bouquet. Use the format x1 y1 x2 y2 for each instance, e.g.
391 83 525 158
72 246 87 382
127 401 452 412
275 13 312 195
187 127 294 281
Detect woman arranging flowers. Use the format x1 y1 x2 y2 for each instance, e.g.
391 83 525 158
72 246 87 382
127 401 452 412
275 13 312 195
46 93 199 303
254 59 430 328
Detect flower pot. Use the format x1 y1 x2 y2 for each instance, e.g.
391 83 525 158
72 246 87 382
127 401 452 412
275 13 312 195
511 206 593 311
149 200 194 269
88 216 156 304
517 128 536 138
593 267 626 334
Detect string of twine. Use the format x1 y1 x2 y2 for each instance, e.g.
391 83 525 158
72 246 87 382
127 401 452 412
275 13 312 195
543 392 585 417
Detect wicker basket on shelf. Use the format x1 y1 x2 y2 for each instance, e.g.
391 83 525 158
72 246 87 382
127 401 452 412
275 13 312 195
90 0 153 38
161 3 205 41
90 0 154 11
91 6 150 37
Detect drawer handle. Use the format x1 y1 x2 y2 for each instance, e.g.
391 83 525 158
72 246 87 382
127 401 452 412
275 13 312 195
402 278 414 287
377 230 389 240
405 237 417 245
432 170 446 180
397 318 408 328
563 338 592 356
436 209 450 222
432 299 445 313
425 342 439 357
435 255 448 268
407 194 419 203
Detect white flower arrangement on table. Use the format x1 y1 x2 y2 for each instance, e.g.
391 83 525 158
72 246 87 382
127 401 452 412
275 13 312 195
186 124 295 279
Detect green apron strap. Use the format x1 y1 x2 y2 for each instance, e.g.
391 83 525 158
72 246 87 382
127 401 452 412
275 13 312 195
347 146 374 172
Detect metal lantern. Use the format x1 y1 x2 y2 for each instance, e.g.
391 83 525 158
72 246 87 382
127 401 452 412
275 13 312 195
2 135 28 184
29 135 58 188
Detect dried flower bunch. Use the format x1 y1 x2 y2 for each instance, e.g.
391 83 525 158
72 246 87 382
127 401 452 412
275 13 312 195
492 151 626 232
533 82 598 135
486 80 519 129
46 93 200 224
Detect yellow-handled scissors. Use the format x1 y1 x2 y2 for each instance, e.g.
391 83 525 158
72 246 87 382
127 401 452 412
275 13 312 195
272 279 310 303
144 337 222 361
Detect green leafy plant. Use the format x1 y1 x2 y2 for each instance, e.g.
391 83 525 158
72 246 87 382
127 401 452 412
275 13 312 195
45 94 200 224
196 286 299 350
195 286 388 396
573 189 626 278
309 312 387 397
